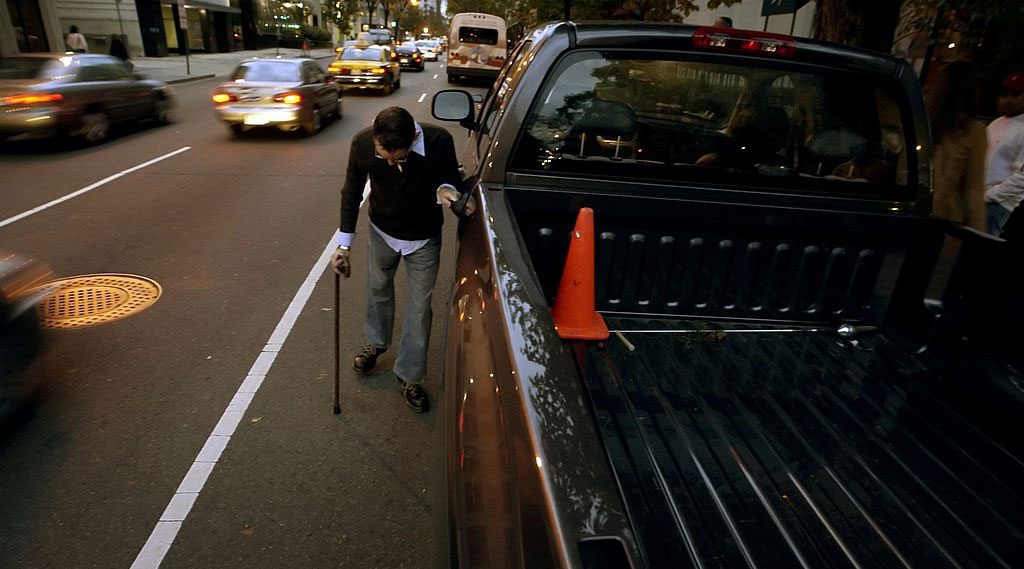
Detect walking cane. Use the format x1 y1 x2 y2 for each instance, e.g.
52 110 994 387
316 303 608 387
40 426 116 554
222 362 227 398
333 270 341 415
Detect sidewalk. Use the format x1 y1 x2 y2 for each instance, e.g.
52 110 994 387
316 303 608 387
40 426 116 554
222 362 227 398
132 47 337 85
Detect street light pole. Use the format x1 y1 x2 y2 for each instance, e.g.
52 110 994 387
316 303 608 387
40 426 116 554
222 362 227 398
114 0 125 37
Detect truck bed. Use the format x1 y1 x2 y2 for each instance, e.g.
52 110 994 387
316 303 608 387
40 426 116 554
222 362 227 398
579 317 1024 569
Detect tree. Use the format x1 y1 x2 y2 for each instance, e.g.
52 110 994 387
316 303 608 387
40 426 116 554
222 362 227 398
321 0 359 37
896 1 1024 114
389 0 420 41
812 0 903 52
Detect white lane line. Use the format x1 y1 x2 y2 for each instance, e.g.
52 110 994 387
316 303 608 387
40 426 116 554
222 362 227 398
432 73 438 80
417 92 427 103
129 235 338 569
0 146 191 229
439 64 444 69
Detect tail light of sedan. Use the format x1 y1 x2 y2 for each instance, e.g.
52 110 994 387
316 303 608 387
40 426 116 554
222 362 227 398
212 93 237 103
370 67 388 75
2 93 63 106
273 93 302 104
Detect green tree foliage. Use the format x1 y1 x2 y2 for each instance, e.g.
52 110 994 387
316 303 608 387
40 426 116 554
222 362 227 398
321 0 359 36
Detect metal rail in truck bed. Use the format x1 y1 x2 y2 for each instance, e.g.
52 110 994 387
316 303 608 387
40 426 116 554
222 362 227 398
579 318 1024 569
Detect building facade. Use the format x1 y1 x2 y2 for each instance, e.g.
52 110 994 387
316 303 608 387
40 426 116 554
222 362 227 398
1 0 323 57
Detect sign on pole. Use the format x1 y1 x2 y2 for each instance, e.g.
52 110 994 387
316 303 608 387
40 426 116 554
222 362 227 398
177 0 187 29
761 0 810 17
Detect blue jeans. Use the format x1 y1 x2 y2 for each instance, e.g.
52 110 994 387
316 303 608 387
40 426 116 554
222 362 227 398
365 228 441 383
987 202 1012 236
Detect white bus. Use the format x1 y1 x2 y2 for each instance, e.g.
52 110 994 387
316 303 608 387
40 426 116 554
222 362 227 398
447 12 506 83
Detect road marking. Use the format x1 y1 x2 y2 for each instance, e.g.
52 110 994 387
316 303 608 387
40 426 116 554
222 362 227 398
439 64 444 69
129 235 338 569
0 146 191 229
433 74 438 80
418 93 427 103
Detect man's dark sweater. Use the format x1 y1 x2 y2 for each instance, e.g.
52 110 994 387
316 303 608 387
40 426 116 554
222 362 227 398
340 123 464 241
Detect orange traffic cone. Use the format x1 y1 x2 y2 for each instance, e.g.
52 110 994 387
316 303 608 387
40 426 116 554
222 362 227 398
552 208 609 341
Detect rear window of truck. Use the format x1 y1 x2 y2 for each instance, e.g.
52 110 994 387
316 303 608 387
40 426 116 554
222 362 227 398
511 51 915 199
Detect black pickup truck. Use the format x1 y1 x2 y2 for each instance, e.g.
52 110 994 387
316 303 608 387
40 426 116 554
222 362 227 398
431 22 1024 569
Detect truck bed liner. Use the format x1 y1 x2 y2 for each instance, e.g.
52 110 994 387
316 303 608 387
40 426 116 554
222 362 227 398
580 318 1024 569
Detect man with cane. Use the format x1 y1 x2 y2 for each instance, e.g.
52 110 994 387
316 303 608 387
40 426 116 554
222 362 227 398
331 106 475 413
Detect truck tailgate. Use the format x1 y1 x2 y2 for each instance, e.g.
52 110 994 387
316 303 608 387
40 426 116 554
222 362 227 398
580 318 1024 569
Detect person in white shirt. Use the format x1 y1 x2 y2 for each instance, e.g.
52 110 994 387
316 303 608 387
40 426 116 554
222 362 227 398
66 25 88 53
985 71 1024 235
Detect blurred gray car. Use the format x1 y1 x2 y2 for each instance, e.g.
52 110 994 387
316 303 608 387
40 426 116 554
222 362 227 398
0 53 174 144
213 58 342 137
0 251 51 421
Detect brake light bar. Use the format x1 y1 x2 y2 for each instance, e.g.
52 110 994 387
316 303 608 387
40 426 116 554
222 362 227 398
692 27 797 57
2 93 64 106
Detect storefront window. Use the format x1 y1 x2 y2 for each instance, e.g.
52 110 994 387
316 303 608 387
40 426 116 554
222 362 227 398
6 0 49 52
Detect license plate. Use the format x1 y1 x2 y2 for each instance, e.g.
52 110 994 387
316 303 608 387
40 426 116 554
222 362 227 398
244 115 269 125
400 59 409 63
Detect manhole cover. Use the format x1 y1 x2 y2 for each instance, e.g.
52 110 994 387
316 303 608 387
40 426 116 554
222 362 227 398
30 274 162 329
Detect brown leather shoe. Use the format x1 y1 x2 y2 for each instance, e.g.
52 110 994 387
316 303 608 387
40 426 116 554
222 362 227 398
397 378 430 413
353 344 386 372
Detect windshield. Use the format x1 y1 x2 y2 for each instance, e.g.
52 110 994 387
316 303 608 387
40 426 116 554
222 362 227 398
230 61 300 82
415 41 435 50
340 48 382 61
513 51 914 199
397 47 417 55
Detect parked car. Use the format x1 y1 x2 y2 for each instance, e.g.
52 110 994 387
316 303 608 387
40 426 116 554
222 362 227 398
430 22 1024 568
328 44 401 95
0 53 173 145
414 39 439 61
393 45 425 71
212 57 341 137
0 252 51 422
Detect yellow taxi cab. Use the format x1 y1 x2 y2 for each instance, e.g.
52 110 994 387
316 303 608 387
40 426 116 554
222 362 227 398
328 41 401 95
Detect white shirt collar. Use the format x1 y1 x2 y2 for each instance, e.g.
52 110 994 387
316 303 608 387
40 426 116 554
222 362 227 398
410 122 426 157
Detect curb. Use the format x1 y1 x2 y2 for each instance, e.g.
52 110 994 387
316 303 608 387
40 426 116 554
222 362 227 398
166 74 217 85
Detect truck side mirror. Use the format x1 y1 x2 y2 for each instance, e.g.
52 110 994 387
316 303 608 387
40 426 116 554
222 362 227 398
432 90 475 129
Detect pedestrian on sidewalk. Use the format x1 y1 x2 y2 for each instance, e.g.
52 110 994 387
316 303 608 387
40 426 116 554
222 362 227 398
66 25 88 53
926 61 987 230
329 106 475 413
984 71 1024 235
109 34 133 72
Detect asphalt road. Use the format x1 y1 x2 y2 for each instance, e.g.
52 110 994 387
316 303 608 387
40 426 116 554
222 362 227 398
0 60 488 569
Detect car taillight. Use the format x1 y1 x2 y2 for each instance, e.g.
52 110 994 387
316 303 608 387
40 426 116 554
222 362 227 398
692 27 797 57
371 68 387 75
212 93 236 103
274 93 302 104
2 93 63 106
413 53 421 59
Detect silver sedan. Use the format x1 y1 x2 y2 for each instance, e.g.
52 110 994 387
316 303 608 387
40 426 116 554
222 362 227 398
213 58 342 137
0 53 173 145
